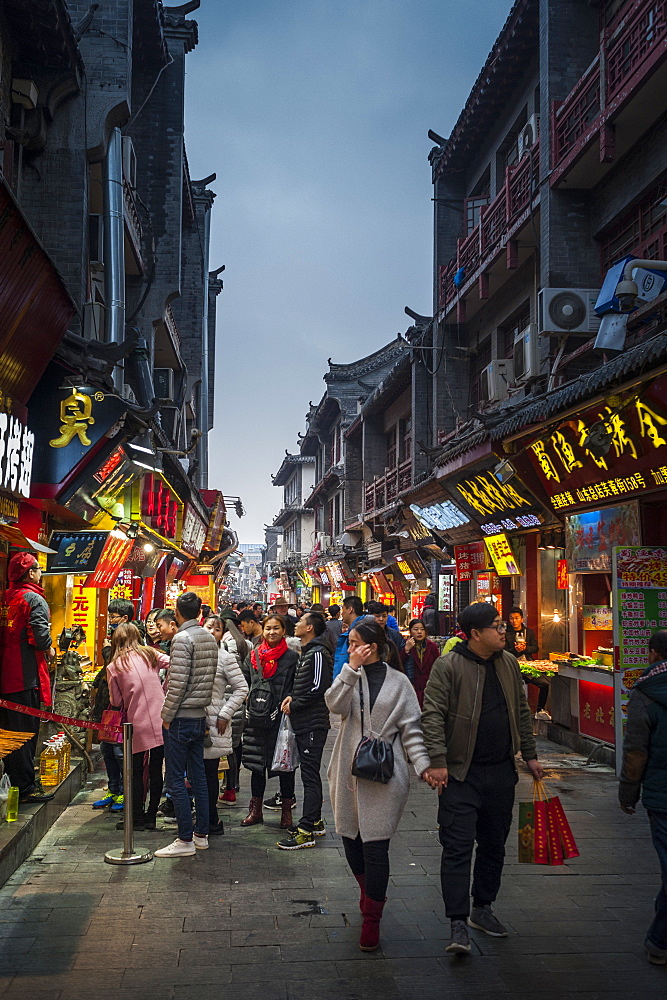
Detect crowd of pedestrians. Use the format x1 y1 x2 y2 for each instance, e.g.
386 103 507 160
2 549 665 965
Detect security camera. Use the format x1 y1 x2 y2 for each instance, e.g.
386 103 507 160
615 278 639 312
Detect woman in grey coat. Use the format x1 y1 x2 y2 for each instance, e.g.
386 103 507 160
325 619 431 953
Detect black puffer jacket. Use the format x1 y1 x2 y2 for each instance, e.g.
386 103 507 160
241 647 298 773
289 637 333 735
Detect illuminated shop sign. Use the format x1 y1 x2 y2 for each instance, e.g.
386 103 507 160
0 391 34 502
409 501 469 531
513 374 667 511
484 533 520 576
449 472 534 520
479 514 541 535
395 558 415 580
565 504 640 573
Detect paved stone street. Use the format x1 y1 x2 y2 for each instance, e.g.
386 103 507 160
0 736 665 1000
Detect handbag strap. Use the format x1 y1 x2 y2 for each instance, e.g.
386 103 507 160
358 676 365 735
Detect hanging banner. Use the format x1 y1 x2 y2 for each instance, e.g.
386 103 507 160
556 559 569 590
84 533 134 589
454 542 488 581
484 534 520 576
612 545 667 767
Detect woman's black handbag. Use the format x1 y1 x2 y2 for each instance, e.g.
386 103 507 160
351 678 395 784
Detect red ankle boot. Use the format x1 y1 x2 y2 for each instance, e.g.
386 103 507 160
354 873 366 913
359 896 385 952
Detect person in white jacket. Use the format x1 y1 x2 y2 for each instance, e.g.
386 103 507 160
203 617 249 834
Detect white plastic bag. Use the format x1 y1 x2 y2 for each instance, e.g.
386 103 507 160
0 773 10 824
271 714 299 772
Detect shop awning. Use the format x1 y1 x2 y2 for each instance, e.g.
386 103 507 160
0 181 76 407
0 523 57 553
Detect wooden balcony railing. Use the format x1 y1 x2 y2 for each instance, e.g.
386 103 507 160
363 460 413 514
552 0 667 175
438 143 539 309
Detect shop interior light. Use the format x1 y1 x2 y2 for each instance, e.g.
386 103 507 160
143 543 154 553
552 610 562 624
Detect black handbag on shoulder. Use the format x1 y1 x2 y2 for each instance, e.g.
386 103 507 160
351 677 396 784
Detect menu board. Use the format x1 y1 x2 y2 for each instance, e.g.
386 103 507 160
612 545 667 766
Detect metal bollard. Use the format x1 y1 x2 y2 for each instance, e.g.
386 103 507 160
104 722 153 865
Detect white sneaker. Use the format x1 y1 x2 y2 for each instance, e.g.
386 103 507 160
193 834 209 850
535 710 552 721
162 816 178 825
154 838 196 858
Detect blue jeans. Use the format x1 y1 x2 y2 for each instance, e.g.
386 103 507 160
163 717 209 841
101 740 124 795
648 810 667 950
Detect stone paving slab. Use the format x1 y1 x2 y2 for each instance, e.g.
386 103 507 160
0 737 664 998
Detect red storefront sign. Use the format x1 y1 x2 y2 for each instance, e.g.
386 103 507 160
454 542 487 581
557 559 569 589
84 533 133 589
578 680 615 743
512 373 667 514
141 474 180 539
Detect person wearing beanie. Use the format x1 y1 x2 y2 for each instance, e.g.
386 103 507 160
422 602 544 955
0 552 55 802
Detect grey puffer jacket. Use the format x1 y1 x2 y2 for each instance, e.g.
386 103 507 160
161 619 218 724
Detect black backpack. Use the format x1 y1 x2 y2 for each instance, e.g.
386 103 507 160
246 652 278 729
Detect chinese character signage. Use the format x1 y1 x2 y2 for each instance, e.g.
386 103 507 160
513 374 667 512
29 371 127 490
110 568 133 601
84 533 133 589
612 546 667 760
69 577 98 660
0 391 34 503
181 503 208 556
454 542 488 581
583 605 613 630
202 492 226 551
47 531 110 574
484 534 520 576
141 474 180 540
448 470 536 522
565 503 640 572
409 501 470 531
556 559 569 589
438 572 454 612
578 679 615 743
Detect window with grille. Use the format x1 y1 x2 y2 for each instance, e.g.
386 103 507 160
499 301 531 359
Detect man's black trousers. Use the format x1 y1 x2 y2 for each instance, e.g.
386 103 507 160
294 728 327 831
438 759 518 919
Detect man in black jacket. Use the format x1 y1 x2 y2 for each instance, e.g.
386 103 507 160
277 612 333 850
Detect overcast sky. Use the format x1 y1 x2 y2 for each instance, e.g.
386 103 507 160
184 0 511 543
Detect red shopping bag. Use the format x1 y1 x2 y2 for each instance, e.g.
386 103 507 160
549 793 580 860
518 780 580 865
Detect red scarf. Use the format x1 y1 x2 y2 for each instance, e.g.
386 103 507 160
252 638 288 678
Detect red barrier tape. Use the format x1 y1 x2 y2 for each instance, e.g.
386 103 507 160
0 698 122 734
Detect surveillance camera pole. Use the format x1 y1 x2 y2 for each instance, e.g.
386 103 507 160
617 257 667 301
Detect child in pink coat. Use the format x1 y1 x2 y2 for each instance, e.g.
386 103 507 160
107 623 169 830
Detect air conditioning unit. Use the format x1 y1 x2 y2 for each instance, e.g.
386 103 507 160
83 301 105 340
517 114 540 159
539 288 601 336
481 359 514 404
153 367 175 400
122 135 137 189
88 214 104 264
318 533 332 549
513 323 540 381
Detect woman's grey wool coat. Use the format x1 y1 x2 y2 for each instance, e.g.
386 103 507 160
325 662 431 842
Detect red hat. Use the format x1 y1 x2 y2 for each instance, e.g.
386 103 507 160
8 551 39 583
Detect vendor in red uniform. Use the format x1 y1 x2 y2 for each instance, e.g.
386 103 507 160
0 552 55 802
